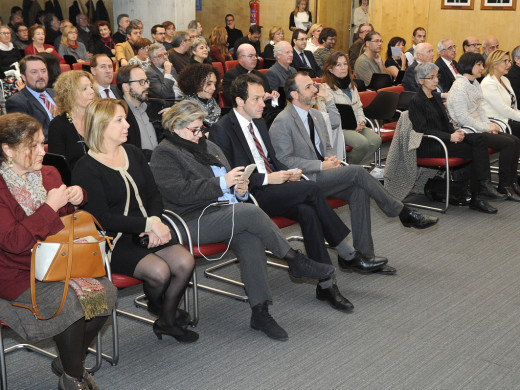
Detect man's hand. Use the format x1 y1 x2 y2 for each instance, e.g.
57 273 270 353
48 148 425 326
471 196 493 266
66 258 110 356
316 83 331 100
322 156 341 170
164 60 173 74
288 169 302 181
267 170 293 184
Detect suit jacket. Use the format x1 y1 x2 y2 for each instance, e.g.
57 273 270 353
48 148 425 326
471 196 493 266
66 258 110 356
6 88 56 140
505 63 520 103
402 61 419 92
222 64 272 106
266 62 297 92
435 57 460 93
291 48 323 78
146 63 176 101
269 102 340 180
115 40 135 64
209 110 288 191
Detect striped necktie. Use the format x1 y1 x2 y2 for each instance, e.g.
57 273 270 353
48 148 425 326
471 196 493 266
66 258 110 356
39 93 57 118
249 123 272 173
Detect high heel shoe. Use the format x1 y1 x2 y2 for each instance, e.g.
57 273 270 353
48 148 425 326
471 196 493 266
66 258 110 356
153 320 199 343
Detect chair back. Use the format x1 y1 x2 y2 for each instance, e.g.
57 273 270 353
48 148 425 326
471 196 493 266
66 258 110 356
212 62 224 78
224 60 239 72
358 90 377 107
397 91 415 111
353 78 367 92
367 73 393 91
43 153 71 186
258 68 268 74
363 91 399 121
72 62 90 71
59 64 71 73
378 85 404 94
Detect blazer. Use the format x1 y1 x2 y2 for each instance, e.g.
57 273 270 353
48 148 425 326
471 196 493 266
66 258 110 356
145 63 176 101
291 48 323 77
269 101 340 180
209 110 288 191
222 64 272 106
402 61 419 92
115 40 135 64
266 62 297 92
481 74 520 123
435 57 460 93
6 88 56 139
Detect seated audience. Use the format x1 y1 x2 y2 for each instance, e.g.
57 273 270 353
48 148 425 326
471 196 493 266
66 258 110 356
402 42 435 92
88 20 116 61
289 0 312 32
112 13 129 44
409 62 506 214
128 38 152 71
505 45 520 99
48 70 99 169
54 20 72 49
150 100 334 341
162 21 175 51
318 51 381 164
462 36 481 54
91 53 121 99
225 14 242 52
354 31 389 87
75 14 92 45
189 38 211 65
313 27 337 69
481 50 520 139
146 43 180 112
58 25 89 63
482 35 499 61
405 27 426 66
72 99 197 343
167 31 191 74
208 26 232 66
435 38 460 93
25 25 65 64
6 56 57 140
11 23 30 51
349 23 373 69
233 25 262 59
305 24 322 53
290 28 323 77
385 36 407 80
179 63 221 129
447 52 520 201
151 24 166 45
263 26 285 59
0 113 116 390
266 41 297 93
115 21 142 67
43 13 61 47
0 25 22 78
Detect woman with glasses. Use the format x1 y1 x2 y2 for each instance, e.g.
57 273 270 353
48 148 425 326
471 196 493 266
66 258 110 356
318 51 381 165
0 25 22 78
409 62 506 214
447 52 520 201
178 63 221 130
72 99 197 343
353 31 388 87
48 70 99 169
58 25 89 63
481 50 520 139
128 38 152 71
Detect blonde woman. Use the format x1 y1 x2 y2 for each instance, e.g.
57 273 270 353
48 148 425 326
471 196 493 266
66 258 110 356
305 23 322 52
58 25 89 62
263 26 285 59
208 26 232 66
290 0 312 32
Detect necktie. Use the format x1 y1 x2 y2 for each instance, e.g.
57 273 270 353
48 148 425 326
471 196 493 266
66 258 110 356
104 88 111 98
39 93 56 118
248 123 272 173
300 52 309 67
307 113 324 161
450 62 459 74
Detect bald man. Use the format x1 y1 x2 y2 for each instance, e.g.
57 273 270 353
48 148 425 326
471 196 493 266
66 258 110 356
402 42 434 92
482 35 499 60
463 36 481 54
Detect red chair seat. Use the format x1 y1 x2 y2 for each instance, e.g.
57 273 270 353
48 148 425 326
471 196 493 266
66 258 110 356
417 157 471 167
379 129 395 143
187 243 228 258
346 145 353 152
488 148 498 154
327 197 348 208
271 216 297 229
112 274 142 288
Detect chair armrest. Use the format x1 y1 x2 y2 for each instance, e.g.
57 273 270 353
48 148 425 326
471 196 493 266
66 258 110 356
489 117 511 134
162 210 192 249
460 126 477 134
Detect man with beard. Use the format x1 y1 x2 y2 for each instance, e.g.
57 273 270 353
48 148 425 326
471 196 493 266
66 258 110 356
6 55 56 141
116 65 161 160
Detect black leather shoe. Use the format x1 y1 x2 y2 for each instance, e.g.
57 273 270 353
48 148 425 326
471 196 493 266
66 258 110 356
469 198 497 214
375 264 397 275
250 302 288 341
338 251 387 272
497 186 520 202
479 180 507 200
512 182 520 196
316 284 354 312
285 250 335 280
399 209 439 229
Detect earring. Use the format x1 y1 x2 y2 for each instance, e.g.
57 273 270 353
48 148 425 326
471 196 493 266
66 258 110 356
7 159 13 168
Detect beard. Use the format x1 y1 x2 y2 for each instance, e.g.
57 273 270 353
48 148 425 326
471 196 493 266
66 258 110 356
129 86 148 103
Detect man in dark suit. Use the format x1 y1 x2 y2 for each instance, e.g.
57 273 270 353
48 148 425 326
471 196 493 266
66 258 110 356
210 73 390 313
291 29 322 78
505 45 520 99
435 38 460 93
6 55 56 141
112 14 130 44
402 42 435 92
90 54 122 99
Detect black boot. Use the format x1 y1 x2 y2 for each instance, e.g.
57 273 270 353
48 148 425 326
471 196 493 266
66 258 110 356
250 302 288 341
497 185 520 202
479 180 507 200
284 249 335 280
469 194 497 214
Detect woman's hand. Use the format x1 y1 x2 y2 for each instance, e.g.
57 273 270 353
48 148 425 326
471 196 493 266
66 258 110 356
488 123 501 134
224 166 245 188
150 219 172 245
450 130 465 143
45 48 54 53
66 185 83 206
139 232 162 248
399 51 407 70
355 121 365 132
46 184 69 211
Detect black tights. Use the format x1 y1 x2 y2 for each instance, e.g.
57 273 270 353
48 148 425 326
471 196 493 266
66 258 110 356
133 244 194 328
53 316 107 378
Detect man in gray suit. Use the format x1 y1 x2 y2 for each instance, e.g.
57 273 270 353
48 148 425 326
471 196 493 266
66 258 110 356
266 41 297 93
269 72 439 262
146 43 181 106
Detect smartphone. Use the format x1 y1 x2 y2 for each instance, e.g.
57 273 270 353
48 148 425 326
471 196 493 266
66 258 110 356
241 164 257 180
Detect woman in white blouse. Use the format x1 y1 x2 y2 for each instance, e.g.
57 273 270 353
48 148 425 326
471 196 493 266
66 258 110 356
289 0 312 33
481 49 520 138
353 0 369 34
305 24 322 53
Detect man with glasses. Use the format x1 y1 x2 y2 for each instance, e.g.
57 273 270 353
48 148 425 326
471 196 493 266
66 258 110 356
266 41 297 93
435 38 460 93
482 35 499 61
167 31 191 74
225 14 243 52
349 23 373 69
313 27 337 69
151 24 166 44
402 42 435 92
233 25 262 59
463 36 481 54
75 14 92 45
354 31 390 87
405 27 426 66
11 23 30 50
117 65 161 160
291 29 322 77
146 43 181 112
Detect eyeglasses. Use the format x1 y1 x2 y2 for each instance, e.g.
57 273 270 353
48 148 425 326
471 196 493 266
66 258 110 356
186 125 206 136
370 39 383 44
295 38 307 41
128 79 150 86
503 59 512 65
0 32 11 36
467 43 481 48
422 75 439 80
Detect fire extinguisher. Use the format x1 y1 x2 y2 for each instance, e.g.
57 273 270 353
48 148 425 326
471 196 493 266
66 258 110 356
250 0 260 25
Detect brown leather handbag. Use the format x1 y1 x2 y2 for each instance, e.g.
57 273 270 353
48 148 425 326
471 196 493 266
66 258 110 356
13 210 109 320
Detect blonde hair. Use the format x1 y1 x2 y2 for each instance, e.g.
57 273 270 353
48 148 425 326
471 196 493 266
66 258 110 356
293 0 309 16
268 26 284 41
307 24 322 39
53 70 100 115
162 100 207 133
84 99 128 153
484 49 510 77
208 26 229 58
61 25 78 46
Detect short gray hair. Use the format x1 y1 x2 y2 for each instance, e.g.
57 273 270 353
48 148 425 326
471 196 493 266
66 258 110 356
172 31 188 48
190 37 206 52
511 45 520 61
437 39 451 55
273 41 290 57
162 100 207 133
148 43 166 59
415 62 438 83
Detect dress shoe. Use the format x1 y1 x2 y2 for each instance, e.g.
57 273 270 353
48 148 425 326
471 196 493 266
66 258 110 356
497 185 520 202
338 251 387 272
58 373 90 390
399 209 439 229
479 180 507 200
510 182 520 196
52 357 99 390
469 197 497 214
250 302 288 341
375 264 397 275
148 304 191 326
153 320 199 343
316 284 354 312
285 249 335 280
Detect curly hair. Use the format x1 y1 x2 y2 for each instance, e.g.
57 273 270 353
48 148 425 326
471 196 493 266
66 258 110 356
178 63 220 97
54 70 100 115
